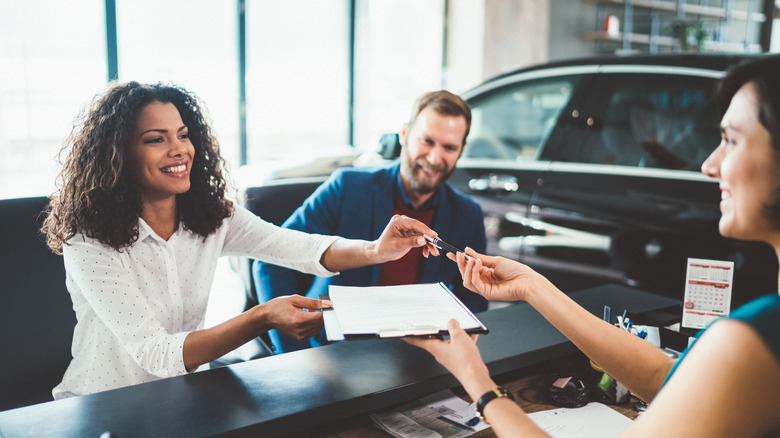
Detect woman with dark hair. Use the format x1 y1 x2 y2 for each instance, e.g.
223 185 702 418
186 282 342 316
43 81 439 399
406 55 780 437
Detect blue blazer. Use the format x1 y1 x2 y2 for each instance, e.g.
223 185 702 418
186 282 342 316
253 161 488 314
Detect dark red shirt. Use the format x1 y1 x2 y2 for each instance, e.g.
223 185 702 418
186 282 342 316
377 194 435 286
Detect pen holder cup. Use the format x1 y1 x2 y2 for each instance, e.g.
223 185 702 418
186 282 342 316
588 360 630 405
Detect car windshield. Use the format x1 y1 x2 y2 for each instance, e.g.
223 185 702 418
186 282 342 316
558 72 721 170
465 76 578 162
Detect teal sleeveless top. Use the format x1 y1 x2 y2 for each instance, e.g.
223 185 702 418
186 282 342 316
664 294 780 385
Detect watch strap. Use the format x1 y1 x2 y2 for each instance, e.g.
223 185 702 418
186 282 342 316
475 386 514 423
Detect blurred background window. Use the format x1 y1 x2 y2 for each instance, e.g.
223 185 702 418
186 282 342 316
352 0 445 152
245 0 350 164
116 0 240 170
0 0 106 199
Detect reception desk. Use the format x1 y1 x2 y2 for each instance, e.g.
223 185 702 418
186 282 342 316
0 284 679 437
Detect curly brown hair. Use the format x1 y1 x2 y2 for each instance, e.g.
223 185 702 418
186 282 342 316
43 81 233 254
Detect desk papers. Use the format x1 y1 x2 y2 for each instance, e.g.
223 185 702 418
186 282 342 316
322 283 488 341
369 394 632 438
369 389 489 438
527 403 633 437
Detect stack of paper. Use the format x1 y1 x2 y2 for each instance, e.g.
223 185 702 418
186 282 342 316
322 283 488 341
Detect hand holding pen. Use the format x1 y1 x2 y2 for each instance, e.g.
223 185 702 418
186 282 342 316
423 235 472 260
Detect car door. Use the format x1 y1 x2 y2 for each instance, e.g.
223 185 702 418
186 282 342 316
451 67 592 262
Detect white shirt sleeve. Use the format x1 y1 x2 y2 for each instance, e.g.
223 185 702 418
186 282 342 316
220 204 341 277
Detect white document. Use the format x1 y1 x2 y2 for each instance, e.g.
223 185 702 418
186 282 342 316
527 403 633 438
681 258 734 329
324 283 487 340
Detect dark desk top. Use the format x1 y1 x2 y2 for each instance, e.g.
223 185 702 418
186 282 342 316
285 357 644 438
0 284 678 438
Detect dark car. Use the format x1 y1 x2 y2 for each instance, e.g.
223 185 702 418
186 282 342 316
241 54 778 309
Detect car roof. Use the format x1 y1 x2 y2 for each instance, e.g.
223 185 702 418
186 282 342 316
482 53 756 84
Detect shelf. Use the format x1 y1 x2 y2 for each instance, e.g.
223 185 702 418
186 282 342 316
588 0 766 22
583 30 677 46
583 30 764 52
585 0 767 54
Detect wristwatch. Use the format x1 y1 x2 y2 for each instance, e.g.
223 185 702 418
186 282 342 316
475 386 514 423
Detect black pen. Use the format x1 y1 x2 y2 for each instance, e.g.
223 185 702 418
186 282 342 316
424 235 472 259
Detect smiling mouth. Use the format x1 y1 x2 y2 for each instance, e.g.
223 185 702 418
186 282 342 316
419 168 439 178
416 163 445 178
161 164 187 174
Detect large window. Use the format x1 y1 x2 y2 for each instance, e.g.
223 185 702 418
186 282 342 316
245 1 351 165
353 0 445 151
0 0 106 199
116 0 240 167
0 0 454 199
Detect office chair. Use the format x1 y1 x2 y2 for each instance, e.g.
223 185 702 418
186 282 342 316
0 196 76 411
232 178 325 354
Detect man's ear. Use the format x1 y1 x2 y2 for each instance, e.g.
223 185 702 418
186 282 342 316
399 123 409 147
458 141 467 159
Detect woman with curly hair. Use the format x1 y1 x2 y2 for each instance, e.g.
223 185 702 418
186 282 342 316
43 81 439 399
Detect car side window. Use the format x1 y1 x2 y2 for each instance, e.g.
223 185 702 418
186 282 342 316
465 77 578 162
573 73 720 170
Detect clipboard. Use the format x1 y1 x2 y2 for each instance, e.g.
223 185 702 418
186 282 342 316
321 282 488 341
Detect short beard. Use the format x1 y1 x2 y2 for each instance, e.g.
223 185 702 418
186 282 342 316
400 153 452 196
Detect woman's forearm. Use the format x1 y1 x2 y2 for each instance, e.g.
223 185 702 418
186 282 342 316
182 307 265 371
524 280 673 402
484 399 550 438
464 376 550 437
319 215 433 272
319 238 382 273
182 296 328 371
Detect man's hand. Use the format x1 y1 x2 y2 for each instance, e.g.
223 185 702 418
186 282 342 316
374 214 440 262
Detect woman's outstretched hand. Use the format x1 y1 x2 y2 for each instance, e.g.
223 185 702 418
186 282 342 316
449 248 546 303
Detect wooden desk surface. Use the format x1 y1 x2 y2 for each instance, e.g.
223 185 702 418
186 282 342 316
284 355 642 438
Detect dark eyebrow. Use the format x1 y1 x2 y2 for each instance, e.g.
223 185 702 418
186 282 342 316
140 128 166 136
140 125 187 136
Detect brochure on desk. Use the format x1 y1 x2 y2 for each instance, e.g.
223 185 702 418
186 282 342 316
321 282 488 341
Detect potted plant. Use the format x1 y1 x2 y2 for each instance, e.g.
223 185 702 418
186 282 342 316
669 20 708 52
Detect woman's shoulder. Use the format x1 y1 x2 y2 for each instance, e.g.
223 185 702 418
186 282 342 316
731 293 780 320
220 203 275 233
63 231 113 252
730 293 780 362
648 318 780 438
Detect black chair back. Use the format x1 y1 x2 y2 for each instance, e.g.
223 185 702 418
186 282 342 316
240 178 326 309
0 196 76 411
